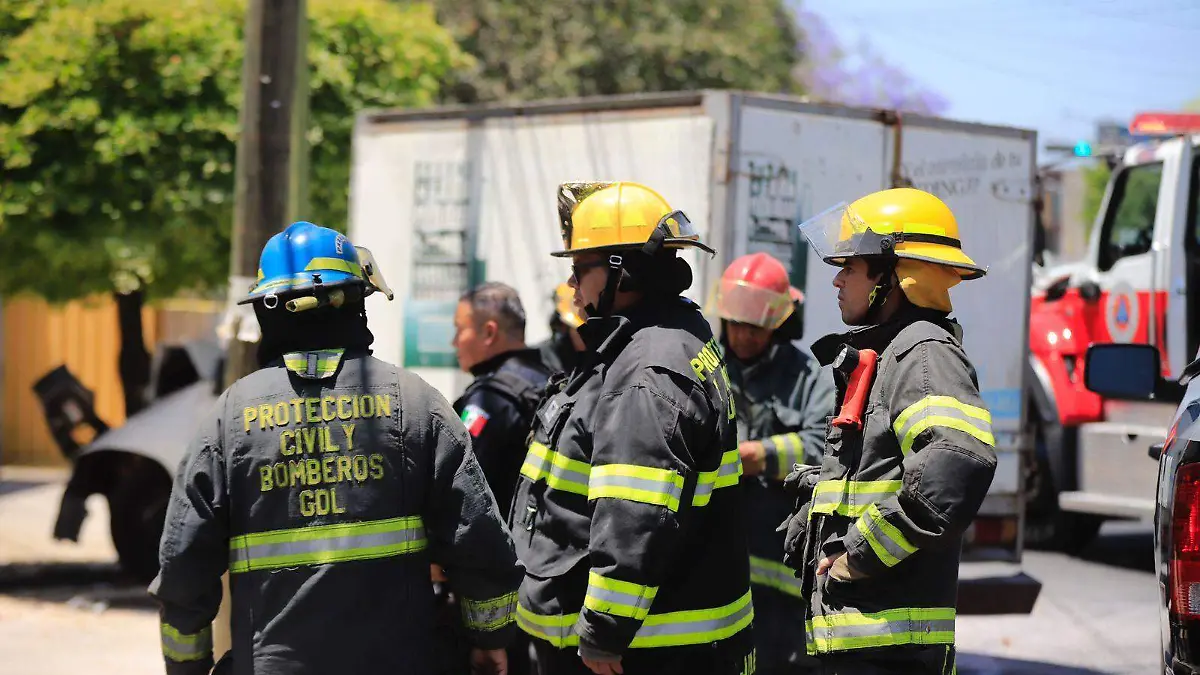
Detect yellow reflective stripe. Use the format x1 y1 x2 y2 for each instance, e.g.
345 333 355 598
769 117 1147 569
692 449 743 506
855 504 918 567
749 555 804 598
519 591 754 649
519 442 591 496
161 623 212 663
806 607 955 653
304 257 362 277
516 604 579 647
461 591 518 632
282 349 345 378
588 464 684 511
228 516 425 573
584 571 659 621
809 479 902 518
763 433 803 480
893 396 994 455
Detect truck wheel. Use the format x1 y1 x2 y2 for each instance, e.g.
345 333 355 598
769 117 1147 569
1024 420 1104 554
107 455 172 583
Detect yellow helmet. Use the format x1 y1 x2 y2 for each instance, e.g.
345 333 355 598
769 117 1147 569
798 188 985 280
554 283 584 328
553 181 715 257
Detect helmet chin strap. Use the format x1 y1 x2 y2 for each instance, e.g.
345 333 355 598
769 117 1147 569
864 258 899 323
587 254 626 319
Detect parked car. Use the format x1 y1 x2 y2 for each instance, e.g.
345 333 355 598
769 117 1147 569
1085 343 1200 674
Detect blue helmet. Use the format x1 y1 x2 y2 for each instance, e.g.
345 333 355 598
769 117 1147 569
239 221 394 307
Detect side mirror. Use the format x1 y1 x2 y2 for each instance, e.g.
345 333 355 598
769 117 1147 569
1083 343 1160 400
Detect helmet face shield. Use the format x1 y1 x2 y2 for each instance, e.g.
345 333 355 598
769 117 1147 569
715 278 794 329
354 246 394 301
798 201 897 266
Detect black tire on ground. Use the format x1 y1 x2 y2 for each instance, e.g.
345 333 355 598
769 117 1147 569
1023 418 1104 554
107 455 172 583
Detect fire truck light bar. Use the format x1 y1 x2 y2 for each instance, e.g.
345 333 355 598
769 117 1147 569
1130 112 1200 136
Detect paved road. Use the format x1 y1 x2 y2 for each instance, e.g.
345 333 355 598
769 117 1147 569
0 469 1164 674
957 521 1160 674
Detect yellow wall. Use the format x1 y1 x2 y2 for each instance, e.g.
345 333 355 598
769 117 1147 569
1 296 158 467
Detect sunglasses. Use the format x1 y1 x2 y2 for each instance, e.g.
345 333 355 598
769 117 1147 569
570 259 610 281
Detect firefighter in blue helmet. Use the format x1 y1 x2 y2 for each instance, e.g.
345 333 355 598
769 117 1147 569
149 221 523 675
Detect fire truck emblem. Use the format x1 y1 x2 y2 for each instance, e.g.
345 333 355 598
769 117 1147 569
1104 281 1139 344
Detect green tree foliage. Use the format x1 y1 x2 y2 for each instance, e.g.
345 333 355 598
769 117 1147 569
432 0 804 103
0 0 466 302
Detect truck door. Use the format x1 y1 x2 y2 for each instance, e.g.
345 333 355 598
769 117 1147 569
1173 140 1199 371
1092 158 1167 358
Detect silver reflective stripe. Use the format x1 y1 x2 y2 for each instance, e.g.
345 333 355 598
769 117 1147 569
692 450 742 506
749 555 804 598
161 624 212 662
229 516 426 573
518 590 754 649
763 433 803 479
283 348 345 379
631 592 754 647
520 442 591 496
807 607 956 653
893 396 994 455
462 592 518 632
809 479 902 518
855 504 917 567
588 467 684 511
584 573 658 620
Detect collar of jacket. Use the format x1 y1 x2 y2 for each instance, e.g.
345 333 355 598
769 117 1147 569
810 306 961 367
468 347 542 378
720 338 781 379
276 347 369 379
576 295 694 357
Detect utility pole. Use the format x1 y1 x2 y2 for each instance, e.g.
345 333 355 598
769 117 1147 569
213 0 309 661
224 0 310 390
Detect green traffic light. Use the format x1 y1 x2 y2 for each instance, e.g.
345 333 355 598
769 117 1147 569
1073 141 1093 157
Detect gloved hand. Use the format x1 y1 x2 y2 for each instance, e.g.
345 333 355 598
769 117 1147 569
781 464 821 504
778 501 811 571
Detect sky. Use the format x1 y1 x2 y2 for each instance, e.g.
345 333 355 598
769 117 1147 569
795 0 1200 157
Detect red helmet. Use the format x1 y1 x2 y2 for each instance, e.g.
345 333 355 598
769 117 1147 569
715 252 800 329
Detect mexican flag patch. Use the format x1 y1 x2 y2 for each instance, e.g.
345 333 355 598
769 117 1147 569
461 404 490 436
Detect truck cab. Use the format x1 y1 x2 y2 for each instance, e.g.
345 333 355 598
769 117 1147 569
1028 112 1200 551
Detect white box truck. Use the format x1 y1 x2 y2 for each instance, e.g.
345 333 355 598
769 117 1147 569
348 90 1041 613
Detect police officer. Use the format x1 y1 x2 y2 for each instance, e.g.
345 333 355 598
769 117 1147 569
714 253 835 675
438 281 551 675
780 189 998 674
511 182 754 675
536 283 587 376
149 222 523 675
453 282 553 515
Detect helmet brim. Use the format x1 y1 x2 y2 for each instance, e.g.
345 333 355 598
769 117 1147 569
238 270 363 305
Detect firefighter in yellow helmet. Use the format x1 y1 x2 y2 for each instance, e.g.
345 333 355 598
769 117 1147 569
779 188 996 674
536 283 588 376
510 182 755 675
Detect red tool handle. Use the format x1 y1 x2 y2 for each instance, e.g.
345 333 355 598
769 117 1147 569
832 349 878 430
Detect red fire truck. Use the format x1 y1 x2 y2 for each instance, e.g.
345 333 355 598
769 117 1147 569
1027 112 1200 551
